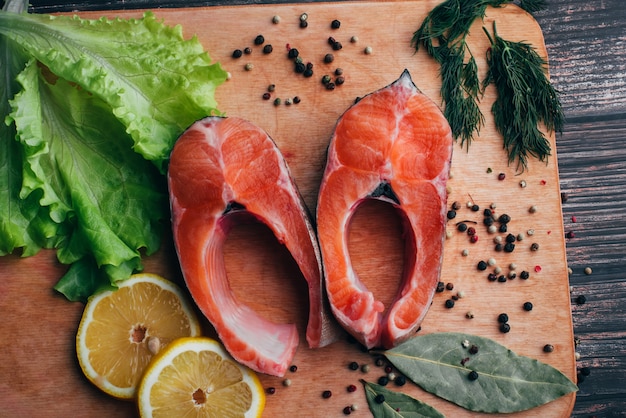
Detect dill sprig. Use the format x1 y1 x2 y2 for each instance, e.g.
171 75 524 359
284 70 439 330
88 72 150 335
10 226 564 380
482 22 564 171
411 0 509 147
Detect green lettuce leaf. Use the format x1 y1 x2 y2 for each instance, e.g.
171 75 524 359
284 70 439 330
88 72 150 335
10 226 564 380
8 59 168 300
0 10 227 171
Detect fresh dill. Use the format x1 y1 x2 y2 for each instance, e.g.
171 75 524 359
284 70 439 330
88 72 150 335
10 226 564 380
412 0 560 172
483 22 563 171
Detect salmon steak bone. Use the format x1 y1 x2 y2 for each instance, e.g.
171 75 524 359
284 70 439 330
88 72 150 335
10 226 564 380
317 69 453 349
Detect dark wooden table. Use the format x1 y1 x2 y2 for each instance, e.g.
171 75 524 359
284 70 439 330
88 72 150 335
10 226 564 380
20 0 626 416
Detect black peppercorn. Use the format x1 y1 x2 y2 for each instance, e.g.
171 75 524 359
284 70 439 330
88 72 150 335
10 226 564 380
506 233 516 243
394 375 406 386
531 243 540 251
497 275 507 282
288 48 299 59
471 204 480 212
436 281 445 292
343 406 352 415
300 20 308 28
579 366 591 376
457 223 468 232
575 295 587 305
498 214 511 224
504 242 515 252
495 243 504 252
263 44 273 54
262 92 271 100
304 68 314 78
348 361 359 370
498 223 508 233
324 53 334 63
500 323 511 333
374 394 385 404
244 47 252 54
520 271 530 280
378 376 389 386
294 62 306 73
292 96 301 104
331 19 341 29
469 345 479 355
477 260 488 271
254 35 265 45
445 299 455 308
543 344 554 353
483 217 494 226
484 209 493 217
468 370 479 381
445 282 454 290
523 301 533 311
447 210 457 219
335 76 345 85
232 49 243 58
332 41 343 51
498 313 509 323
322 390 332 398
266 387 276 395
488 273 498 281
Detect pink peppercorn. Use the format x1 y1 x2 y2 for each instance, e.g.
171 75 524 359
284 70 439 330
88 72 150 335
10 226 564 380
470 235 479 243
347 384 357 392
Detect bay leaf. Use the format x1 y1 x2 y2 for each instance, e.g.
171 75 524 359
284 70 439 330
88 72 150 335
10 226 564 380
384 332 577 413
361 380 444 418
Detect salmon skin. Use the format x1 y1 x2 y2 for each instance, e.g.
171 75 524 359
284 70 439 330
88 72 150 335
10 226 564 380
168 116 339 376
317 70 453 349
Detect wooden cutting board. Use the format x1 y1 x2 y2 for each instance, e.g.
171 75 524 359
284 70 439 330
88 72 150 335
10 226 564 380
0 1 577 417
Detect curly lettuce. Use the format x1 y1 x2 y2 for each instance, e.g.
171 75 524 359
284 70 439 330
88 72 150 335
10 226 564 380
0 2 227 301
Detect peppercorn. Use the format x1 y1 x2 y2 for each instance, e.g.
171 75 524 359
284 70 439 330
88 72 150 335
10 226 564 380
505 233 516 243
378 376 389 386
325 82 336 89
576 295 587 305
293 96 301 104
335 76 345 85
321 74 332 85
471 204 480 212
273 98 281 106
520 270 530 280
466 311 475 319
498 172 506 180
322 390 332 398
530 243 540 251
566 231 575 239
579 366 591 376
445 299 455 308
523 301 533 311
561 192 569 203
347 384 357 392
300 12 308 21
498 224 508 233
447 210 456 219
584 267 593 275
374 394 385 404
244 47 252 54
436 281 445 292
500 323 511 333
529 205 537 213
266 387 276 395
488 225 497 233
487 273 498 282
498 214 511 224
304 68 314 78
232 49 243 58
364 45 373 54
263 44 273 54
288 48 299 59
543 344 554 353
484 217 494 226
348 361 359 370
299 20 308 28
497 275 507 282
262 92 271 100
343 406 352 415
457 223 468 232
445 282 454 291
254 35 265 45
332 41 343 51
467 227 476 236
294 62 306 73
283 378 291 387
477 260 488 271
331 19 341 29
508 272 516 279
452 201 461 210
469 344 479 354
498 313 509 323
468 370 479 380
244 63 254 71
495 243 503 252
324 53 334 63
272 15 281 24
504 242 515 252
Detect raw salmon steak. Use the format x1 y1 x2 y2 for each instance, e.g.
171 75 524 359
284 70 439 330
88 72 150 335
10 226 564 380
317 70 453 349
168 116 338 376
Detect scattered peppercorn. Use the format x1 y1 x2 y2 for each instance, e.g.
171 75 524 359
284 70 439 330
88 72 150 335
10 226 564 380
324 53 334 63
505 233 516 243
445 299 455 308
584 267 593 275
500 323 511 333
347 384 357 393
232 49 243 58
575 295 587 305
498 313 509 323
321 74 332 85
300 13 308 21
469 345 479 355
244 47 252 54
436 281 445 292
394 375 406 386
350 35 359 43
447 210 457 219
445 282 454 291
466 311 475 319
498 223 508 233
254 35 265 45
523 301 533 311
288 48 299 59
343 406 352 415
504 242 515 252
378 376 389 386
325 82 336 90
452 201 461 210
488 273 498 282
468 370 479 381
528 205 537 213
335 76 345 85
348 361 359 371
508 272 516 280
331 19 341 29
484 217 494 226
497 275 507 282
471 204 480 212
520 270 530 280
361 363 370 373
530 243 540 251
304 68 314 77
498 172 506 180
498 214 511 224
561 192 569 203
244 63 254 71
579 366 591 376
385 365 393 373
289 365 298 372
467 227 476 236
262 92 271 100
283 378 292 387
332 41 343 51
266 387 276 395
477 260 488 271
520 180 527 188
263 44 273 54
273 97 281 106
322 390 332 399
300 20 308 28
364 45 373 54
272 15 281 24
374 394 385 404
495 243 504 252
293 96 301 104
543 344 554 353
457 223 468 232
566 231 575 239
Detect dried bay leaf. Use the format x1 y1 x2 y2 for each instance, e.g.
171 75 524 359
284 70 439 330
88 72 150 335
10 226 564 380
361 380 444 418
384 332 577 413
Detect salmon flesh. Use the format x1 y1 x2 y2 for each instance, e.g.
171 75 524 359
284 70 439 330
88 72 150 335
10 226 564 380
168 116 338 376
317 70 453 349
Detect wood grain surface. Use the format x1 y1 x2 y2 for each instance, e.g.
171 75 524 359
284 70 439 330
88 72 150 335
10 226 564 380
5 0 626 417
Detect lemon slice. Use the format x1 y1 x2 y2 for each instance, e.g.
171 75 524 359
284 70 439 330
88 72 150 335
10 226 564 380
137 337 265 418
76 273 201 399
